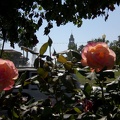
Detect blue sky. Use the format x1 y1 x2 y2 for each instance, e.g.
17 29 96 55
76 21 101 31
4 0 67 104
36 5 120 54
3 5 120 63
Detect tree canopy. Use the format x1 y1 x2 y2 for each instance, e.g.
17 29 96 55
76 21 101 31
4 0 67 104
0 0 120 48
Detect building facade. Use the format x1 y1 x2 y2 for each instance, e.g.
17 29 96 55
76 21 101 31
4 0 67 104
1 49 29 67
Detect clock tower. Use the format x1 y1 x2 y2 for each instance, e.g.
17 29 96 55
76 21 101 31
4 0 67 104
68 33 77 50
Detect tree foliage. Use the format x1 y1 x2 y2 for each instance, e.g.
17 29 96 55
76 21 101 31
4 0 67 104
0 0 120 47
109 39 120 65
89 35 109 44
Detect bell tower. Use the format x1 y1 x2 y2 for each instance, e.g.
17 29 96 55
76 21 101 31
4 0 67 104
68 33 77 50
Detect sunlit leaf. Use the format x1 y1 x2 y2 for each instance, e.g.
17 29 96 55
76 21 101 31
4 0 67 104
57 54 67 63
64 61 73 70
12 108 19 118
23 81 31 86
39 42 48 55
73 107 82 114
37 68 48 79
38 6 43 10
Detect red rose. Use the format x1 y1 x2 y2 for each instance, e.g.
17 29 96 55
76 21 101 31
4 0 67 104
83 99 93 112
0 59 18 91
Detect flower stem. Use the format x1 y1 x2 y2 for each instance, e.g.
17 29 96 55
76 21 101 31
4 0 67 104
98 80 105 100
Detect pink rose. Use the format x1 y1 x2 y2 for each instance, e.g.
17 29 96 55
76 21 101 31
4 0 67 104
81 42 116 72
0 59 18 91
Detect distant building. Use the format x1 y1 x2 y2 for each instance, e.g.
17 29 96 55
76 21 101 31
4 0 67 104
68 34 77 50
1 49 29 67
67 34 77 60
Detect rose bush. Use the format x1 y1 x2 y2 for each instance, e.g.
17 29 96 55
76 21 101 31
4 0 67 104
81 42 116 72
0 41 119 120
0 59 18 91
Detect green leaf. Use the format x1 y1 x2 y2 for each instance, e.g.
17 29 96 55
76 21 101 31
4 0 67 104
48 36 53 46
71 50 81 60
39 42 48 55
39 6 43 10
68 114 77 120
23 81 31 86
74 69 84 83
57 54 67 63
34 57 40 68
73 107 82 114
64 61 73 70
83 83 92 98
15 71 27 86
12 108 19 118
37 68 48 78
